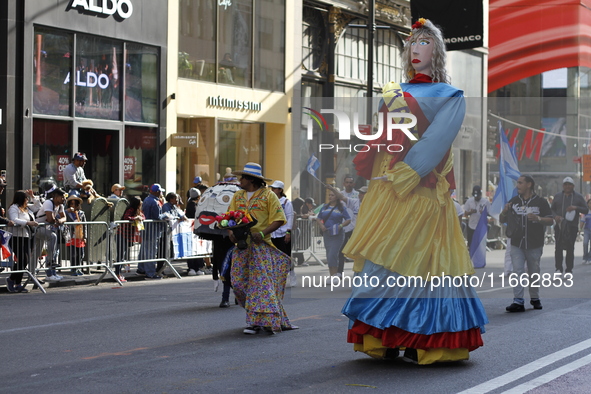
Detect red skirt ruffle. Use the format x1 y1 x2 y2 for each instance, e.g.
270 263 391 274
347 320 484 352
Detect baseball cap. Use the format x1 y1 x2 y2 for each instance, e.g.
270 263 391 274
193 176 203 184
73 152 88 161
111 183 126 193
150 183 163 193
270 180 285 189
563 176 575 185
189 188 200 199
472 185 482 197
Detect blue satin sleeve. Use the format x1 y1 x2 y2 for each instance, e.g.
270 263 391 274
401 87 465 178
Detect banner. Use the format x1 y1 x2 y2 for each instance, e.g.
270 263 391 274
411 0 483 51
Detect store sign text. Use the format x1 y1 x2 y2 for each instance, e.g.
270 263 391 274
208 96 262 112
57 155 70 182
218 0 232 10
63 71 110 89
124 156 136 180
69 0 133 20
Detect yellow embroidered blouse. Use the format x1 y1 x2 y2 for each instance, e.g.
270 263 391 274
228 187 286 246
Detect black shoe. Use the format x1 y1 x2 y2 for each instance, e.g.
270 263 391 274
506 303 525 312
5 278 17 293
219 301 230 308
530 300 543 310
16 285 29 293
384 348 400 360
403 348 418 363
136 270 146 276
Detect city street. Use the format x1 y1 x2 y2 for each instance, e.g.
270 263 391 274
2 244 591 393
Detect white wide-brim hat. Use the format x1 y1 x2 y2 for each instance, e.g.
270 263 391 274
270 180 285 189
232 162 272 182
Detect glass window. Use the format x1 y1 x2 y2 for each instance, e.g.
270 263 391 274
218 0 252 87
218 120 263 178
75 35 123 120
178 0 285 90
124 126 158 196
33 28 72 116
125 43 159 123
179 0 216 82
255 0 284 91
336 23 403 87
375 29 403 87
176 118 215 194
32 119 72 191
302 7 327 73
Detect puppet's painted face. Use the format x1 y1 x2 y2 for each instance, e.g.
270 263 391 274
410 35 434 77
195 183 241 232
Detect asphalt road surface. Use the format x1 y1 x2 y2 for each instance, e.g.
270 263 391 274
2 244 591 393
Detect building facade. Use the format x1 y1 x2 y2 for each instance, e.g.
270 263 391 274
168 0 297 196
0 0 168 198
488 0 591 199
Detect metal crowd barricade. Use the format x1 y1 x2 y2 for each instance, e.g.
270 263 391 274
34 221 119 285
110 219 181 282
1 224 46 293
166 218 213 262
293 218 325 266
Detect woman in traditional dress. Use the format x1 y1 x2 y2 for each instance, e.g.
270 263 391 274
228 163 297 334
341 18 488 364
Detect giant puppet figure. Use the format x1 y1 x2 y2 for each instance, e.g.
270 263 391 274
341 19 488 364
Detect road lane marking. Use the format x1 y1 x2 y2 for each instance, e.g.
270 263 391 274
501 353 591 393
457 338 591 394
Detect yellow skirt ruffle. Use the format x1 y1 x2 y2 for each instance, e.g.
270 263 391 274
343 152 474 278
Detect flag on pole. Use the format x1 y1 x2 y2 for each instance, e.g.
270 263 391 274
470 206 488 268
490 121 521 219
306 154 320 179
0 229 12 260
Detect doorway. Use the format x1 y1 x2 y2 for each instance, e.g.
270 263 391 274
78 127 119 196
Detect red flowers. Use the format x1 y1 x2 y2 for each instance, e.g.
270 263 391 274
215 210 252 228
412 18 427 30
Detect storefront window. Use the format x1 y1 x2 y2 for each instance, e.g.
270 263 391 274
179 0 284 89
33 28 72 116
218 121 263 178
218 0 252 87
179 0 216 82
176 118 214 194
124 126 158 196
75 35 122 120
125 43 159 123
32 119 72 191
254 0 284 91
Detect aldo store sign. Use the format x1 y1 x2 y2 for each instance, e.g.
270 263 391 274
68 0 134 20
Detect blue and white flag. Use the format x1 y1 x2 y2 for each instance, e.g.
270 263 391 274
470 206 488 268
306 154 320 179
490 121 520 219
0 229 12 260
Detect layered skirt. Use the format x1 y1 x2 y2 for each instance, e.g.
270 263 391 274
342 154 488 364
231 242 294 331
